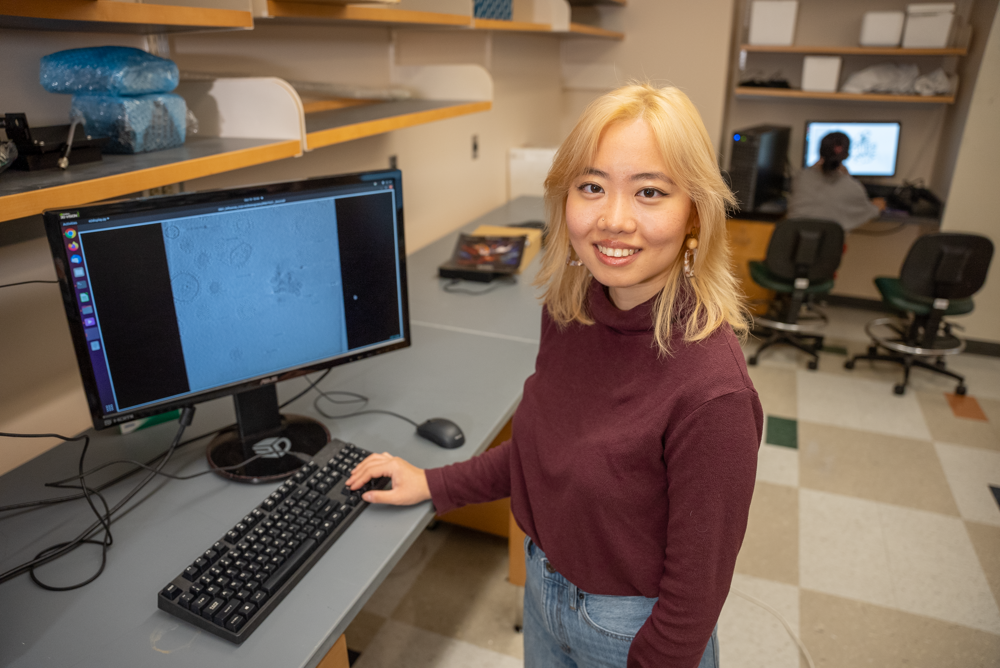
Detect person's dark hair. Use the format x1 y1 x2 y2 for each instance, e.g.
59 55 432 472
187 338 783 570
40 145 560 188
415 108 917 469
819 132 850 174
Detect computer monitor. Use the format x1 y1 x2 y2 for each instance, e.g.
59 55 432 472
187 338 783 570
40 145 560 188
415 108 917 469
803 121 901 177
44 169 409 481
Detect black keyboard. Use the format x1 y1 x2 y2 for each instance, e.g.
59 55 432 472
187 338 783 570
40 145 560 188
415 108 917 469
157 439 388 643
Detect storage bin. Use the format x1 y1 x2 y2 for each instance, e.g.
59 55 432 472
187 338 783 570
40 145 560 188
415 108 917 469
902 3 955 48
71 93 186 154
860 11 905 47
474 0 512 20
802 56 841 92
748 1 798 46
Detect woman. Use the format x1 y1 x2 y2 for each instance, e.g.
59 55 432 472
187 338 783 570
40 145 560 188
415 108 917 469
787 131 886 231
347 84 762 668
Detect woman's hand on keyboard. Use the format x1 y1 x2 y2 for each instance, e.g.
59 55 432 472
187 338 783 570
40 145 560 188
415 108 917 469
346 453 431 506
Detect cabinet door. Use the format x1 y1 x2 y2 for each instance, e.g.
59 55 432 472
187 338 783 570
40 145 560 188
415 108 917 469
727 219 776 315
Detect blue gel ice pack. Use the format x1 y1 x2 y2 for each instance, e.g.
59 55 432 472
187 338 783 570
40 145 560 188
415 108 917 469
71 93 187 154
41 46 179 96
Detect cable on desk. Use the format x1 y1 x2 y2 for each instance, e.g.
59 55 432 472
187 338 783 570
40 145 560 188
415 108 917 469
442 276 516 295
0 280 59 289
0 407 196 590
304 374 420 428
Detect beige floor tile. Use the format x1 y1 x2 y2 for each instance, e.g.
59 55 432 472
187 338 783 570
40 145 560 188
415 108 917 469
390 526 524 659
799 489 895 608
354 619 523 668
796 370 931 440
735 482 798 586
965 521 1000 610
799 589 1000 668
361 524 453 618
345 609 387 653
719 573 801 668
746 365 798 418
798 422 959 516
934 442 1000 526
947 354 1000 401
918 391 1000 452
756 443 799 488
877 502 1000 634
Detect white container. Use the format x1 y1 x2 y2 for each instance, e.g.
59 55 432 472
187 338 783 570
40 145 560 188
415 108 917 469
802 56 841 92
860 11 905 46
902 3 955 48
748 1 798 46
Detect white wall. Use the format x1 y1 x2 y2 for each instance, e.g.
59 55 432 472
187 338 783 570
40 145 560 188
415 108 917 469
940 6 1000 343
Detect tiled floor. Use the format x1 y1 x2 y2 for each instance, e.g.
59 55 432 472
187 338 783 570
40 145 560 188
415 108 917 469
345 306 1000 667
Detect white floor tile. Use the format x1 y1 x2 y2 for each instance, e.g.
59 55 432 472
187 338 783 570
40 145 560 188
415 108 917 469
354 619 523 668
756 443 799 488
799 489 896 608
878 502 1000 634
796 371 931 441
719 574 802 668
934 442 1000 527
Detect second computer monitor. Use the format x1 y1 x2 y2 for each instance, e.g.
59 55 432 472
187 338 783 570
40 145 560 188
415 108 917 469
804 121 901 177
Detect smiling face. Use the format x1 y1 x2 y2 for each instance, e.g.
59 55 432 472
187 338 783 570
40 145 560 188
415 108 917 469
565 118 698 311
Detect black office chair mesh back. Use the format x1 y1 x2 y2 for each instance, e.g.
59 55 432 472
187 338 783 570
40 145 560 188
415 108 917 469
899 233 993 302
765 219 844 283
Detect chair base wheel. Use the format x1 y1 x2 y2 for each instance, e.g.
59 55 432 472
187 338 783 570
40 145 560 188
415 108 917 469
748 356 758 366
868 345 878 356
807 360 818 370
893 384 906 395
956 385 967 396
844 360 855 370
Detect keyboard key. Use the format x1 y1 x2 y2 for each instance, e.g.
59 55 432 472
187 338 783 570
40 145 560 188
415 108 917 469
236 589 251 601
262 538 318 595
203 549 218 563
202 597 225 620
189 594 211 615
215 599 240 626
189 583 204 597
250 590 268 607
160 583 181 600
225 614 246 633
177 592 195 610
182 566 200 581
238 601 257 618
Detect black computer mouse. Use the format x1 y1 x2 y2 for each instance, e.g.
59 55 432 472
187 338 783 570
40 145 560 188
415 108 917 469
416 418 465 449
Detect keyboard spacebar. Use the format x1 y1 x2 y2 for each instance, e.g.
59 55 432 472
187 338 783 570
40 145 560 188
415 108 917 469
262 538 318 596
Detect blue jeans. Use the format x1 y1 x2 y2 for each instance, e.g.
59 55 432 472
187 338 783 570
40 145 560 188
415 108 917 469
523 538 719 668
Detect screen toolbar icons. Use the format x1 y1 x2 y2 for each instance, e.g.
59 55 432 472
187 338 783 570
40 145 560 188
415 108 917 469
65 229 77 239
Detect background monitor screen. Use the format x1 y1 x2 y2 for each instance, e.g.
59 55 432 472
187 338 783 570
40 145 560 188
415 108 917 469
804 121 901 177
45 170 409 431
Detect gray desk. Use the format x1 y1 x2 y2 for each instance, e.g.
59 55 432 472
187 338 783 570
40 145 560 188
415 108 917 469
0 197 545 668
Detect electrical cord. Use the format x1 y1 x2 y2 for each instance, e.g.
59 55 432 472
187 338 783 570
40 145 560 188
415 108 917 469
305 376 420 428
0 406 195 590
730 587 816 668
442 276 516 295
0 280 59 289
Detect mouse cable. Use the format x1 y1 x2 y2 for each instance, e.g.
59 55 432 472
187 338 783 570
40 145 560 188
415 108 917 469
729 586 816 668
302 374 420 429
442 276 516 295
0 369 334 515
0 406 194 590
0 280 59 289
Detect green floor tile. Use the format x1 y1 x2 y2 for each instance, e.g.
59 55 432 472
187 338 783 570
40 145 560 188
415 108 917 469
821 345 848 356
766 415 798 449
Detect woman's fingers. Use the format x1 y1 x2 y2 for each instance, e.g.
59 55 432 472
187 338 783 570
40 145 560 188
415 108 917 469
345 453 431 506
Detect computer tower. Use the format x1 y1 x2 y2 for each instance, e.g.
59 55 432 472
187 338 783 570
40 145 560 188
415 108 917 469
727 125 790 213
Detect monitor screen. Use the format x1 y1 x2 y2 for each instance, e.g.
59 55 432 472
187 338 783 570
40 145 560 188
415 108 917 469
803 121 901 177
45 170 409 432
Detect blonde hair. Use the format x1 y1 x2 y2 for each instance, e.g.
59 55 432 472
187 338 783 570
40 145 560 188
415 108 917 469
536 83 748 354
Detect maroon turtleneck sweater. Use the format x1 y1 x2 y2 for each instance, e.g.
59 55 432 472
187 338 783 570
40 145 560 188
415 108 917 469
426 281 761 668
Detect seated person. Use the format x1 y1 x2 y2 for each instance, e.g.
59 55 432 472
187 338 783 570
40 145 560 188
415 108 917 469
786 131 886 232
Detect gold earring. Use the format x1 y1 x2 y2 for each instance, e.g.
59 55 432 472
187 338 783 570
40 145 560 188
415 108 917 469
683 233 699 278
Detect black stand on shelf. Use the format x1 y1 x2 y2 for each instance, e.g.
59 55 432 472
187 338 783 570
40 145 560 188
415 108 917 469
206 384 329 483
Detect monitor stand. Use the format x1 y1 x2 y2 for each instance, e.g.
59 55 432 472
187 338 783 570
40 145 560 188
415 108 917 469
206 385 329 483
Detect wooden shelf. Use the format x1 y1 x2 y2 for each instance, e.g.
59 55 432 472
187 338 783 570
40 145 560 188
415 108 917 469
471 18 552 32
0 137 301 224
564 22 624 39
739 44 967 57
264 1 470 27
567 0 625 5
734 87 955 104
0 0 253 33
305 99 491 150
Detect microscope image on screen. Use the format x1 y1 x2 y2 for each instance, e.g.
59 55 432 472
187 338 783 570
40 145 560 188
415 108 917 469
804 121 901 177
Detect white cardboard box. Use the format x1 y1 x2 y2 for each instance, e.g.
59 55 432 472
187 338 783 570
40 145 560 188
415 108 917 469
802 56 841 92
860 11 905 46
902 3 955 48
748 1 798 46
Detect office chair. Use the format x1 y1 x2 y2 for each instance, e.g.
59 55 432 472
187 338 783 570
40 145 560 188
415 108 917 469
747 218 844 370
844 232 993 395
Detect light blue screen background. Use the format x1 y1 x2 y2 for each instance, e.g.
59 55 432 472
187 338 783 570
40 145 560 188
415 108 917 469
805 122 901 176
161 198 347 394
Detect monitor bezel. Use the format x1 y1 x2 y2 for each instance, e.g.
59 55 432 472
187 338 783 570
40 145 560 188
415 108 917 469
44 169 410 431
802 120 902 177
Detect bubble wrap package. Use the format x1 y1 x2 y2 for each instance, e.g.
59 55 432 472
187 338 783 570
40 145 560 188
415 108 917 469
71 93 187 154
41 46 179 96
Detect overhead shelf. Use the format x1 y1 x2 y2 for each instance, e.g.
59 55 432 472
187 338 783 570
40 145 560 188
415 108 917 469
0 137 302 224
305 99 491 150
564 22 623 39
567 0 625 4
263 1 470 26
471 18 551 32
734 87 955 104
0 0 253 33
739 44 967 57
